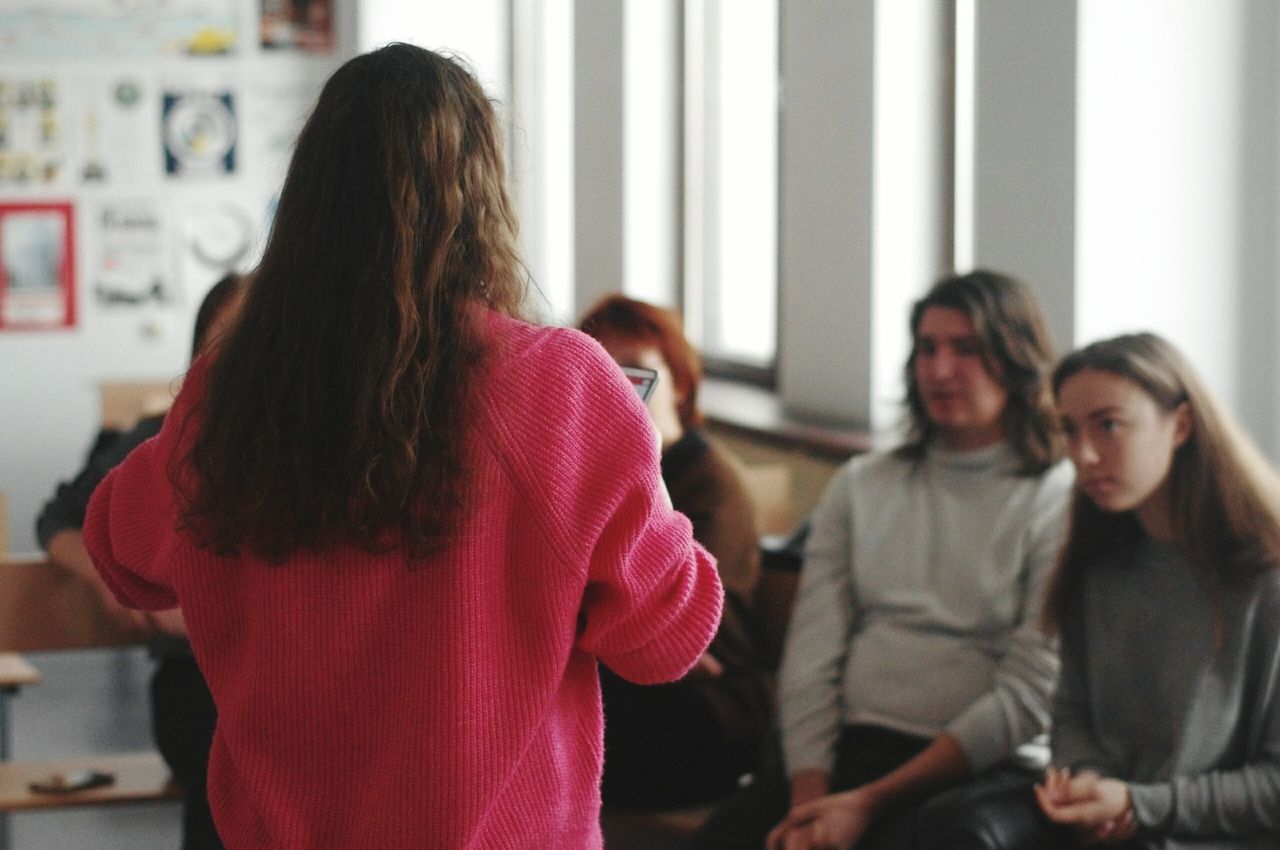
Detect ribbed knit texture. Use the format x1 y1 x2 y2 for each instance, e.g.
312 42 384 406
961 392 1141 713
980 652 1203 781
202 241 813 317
83 311 723 849
779 442 1073 776
1054 538 1280 847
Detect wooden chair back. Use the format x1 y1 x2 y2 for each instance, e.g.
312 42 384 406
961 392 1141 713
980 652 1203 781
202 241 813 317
99 380 177 430
0 557 147 653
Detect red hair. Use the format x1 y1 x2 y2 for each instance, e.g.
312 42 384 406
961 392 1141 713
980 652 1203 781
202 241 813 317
578 294 704 430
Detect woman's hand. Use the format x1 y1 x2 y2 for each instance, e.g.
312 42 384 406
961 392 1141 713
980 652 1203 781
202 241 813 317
765 788 881 850
1035 767 1137 844
687 651 723 678
147 608 188 637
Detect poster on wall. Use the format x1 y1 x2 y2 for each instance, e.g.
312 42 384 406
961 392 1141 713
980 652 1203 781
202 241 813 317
177 201 255 297
93 201 174 308
77 77 157 187
260 0 333 52
163 90 237 178
0 202 76 331
0 77 66 186
0 0 238 57
244 73 322 193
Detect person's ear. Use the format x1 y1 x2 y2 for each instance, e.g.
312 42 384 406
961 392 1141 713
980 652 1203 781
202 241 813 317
1172 401 1193 448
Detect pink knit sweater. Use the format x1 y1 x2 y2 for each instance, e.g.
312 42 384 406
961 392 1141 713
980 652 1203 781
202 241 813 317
84 311 723 849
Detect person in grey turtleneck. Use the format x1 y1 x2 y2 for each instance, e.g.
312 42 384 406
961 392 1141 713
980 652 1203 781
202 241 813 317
691 271 1074 850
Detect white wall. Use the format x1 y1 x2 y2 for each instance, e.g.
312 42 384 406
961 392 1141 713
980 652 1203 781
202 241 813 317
1078 1 1243 404
1077 0 1280 457
358 0 509 102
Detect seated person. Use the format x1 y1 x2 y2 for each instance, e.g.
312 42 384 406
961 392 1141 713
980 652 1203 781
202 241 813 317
36 272 245 850
692 270 1074 850
914 333 1280 850
579 294 774 807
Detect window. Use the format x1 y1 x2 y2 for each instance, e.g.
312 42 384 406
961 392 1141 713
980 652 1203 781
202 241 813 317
683 0 779 377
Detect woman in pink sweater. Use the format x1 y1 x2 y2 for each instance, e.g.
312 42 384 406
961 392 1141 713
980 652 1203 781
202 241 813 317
83 44 721 849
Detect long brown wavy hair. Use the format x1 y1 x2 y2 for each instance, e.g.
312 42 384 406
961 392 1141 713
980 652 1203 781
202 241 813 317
895 270 1062 474
177 44 528 559
1042 333 1280 635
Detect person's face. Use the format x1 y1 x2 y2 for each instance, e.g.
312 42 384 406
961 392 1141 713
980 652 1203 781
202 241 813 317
912 306 1009 450
1058 368 1190 516
597 335 684 449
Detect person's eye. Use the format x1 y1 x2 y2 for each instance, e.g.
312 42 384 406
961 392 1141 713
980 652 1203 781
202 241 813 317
1061 421 1077 439
1100 417 1120 433
917 341 937 356
954 340 983 357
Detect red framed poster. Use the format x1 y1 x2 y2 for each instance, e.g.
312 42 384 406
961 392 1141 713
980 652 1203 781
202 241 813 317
0 201 76 331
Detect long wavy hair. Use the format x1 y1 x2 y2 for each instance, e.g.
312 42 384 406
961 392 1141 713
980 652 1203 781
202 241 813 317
1042 333 1280 635
895 270 1062 474
577 294 705 431
177 44 528 559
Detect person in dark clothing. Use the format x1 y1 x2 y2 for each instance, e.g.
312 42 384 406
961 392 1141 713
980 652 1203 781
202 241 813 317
36 271 245 850
579 293 774 806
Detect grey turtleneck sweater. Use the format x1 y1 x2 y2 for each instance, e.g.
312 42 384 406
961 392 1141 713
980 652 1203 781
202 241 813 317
1053 537 1280 848
779 441 1073 776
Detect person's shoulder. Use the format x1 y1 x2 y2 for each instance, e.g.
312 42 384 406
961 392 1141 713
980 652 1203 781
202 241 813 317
129 413 166 441
483 311 614 385
686 436 752 499
478 310 645 448
844 447 911 483
484 310 598 356
1220 565 1280 647
1032 457 1076 500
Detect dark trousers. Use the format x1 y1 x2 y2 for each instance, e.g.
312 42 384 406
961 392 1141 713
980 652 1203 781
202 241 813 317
685 724 929 850
913 772 1145 850
150 654 223 850
601 669 763 807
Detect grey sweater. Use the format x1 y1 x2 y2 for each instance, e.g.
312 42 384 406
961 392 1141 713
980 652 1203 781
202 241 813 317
779 441 1073 775
1053 537 1280 849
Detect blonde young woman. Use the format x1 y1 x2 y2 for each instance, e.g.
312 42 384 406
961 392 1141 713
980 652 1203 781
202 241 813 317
918 333 1280 850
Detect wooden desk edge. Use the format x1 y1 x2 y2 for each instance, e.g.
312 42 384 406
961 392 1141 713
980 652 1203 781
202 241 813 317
0 752 181 812
0 653 40 688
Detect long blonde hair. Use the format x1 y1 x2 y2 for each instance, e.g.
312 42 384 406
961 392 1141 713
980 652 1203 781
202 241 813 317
1043 333 1280 634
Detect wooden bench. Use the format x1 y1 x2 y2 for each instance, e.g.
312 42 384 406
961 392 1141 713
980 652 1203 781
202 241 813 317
0 555 181 838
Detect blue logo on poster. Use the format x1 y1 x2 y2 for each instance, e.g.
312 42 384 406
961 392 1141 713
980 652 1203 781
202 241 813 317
163 91 236 176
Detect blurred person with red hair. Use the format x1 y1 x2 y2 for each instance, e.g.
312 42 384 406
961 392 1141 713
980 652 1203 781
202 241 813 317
580 294 773 807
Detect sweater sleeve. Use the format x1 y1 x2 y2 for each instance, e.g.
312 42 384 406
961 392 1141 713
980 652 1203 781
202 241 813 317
777 463 857 776
482 326 723 687
944 462 1071 772
1050 604 1122 776
83 365 206 611
1128 573 1280 837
